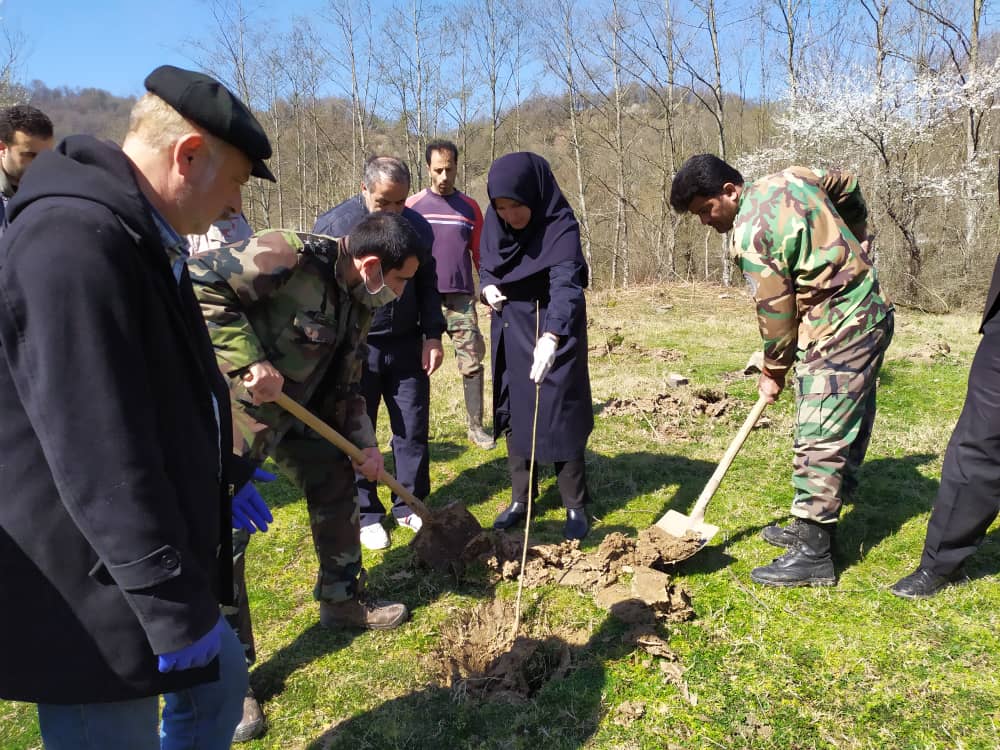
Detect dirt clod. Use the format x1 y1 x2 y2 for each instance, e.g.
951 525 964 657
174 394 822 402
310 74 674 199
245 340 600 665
635 526 705 567
410 502 483 573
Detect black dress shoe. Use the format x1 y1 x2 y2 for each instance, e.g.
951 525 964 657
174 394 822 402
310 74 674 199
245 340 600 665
890 567 960 599
564 507 589 540
493 501 527 530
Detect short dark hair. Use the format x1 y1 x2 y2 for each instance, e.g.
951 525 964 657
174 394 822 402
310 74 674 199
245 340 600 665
669 154 744 212
425 139 458 165
0 105 54 144
347 211 421 271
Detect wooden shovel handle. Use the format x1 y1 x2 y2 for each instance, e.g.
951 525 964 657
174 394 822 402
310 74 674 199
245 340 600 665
689 395 768 524
274 392 432 522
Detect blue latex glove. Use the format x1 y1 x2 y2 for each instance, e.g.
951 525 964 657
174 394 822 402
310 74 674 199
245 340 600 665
232 467 276 533
157 615 226 673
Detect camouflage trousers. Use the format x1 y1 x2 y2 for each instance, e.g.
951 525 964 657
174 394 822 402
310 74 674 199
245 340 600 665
790 311 894 523
223 405 362 664
442 292 486 377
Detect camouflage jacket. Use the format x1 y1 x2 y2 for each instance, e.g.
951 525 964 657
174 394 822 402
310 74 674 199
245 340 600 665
188 230 376 450
730 166 890 381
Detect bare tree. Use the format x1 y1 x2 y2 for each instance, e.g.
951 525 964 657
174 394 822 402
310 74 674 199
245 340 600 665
0 24 27 106
538 0 595 275
475 0 519 163
325 0 379 187
907 0 994 275
443 10 481 185
675 0 733 283
184 0 283 226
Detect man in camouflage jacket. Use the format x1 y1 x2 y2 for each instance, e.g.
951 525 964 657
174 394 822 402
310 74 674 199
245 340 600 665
188 213 423 660
671 154 893 587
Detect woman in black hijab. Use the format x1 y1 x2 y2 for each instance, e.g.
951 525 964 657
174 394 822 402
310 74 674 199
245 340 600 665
480 152 593 540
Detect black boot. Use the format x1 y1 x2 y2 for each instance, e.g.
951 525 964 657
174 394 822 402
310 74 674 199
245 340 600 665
751 519 836 587
564 508 589 540
760 518 814 549
463 372 496 449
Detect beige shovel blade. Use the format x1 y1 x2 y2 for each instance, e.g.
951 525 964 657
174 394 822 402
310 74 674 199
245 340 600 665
651 396 768 562
655 509 719 546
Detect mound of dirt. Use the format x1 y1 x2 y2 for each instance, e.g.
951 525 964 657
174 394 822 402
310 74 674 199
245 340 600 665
635 526 705 567
601 388 734 420
460 531 695 619
586 325 684 362
410 502 484 573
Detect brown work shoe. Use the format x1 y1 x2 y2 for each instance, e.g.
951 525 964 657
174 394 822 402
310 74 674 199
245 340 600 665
319 596 408 630
232 690 266 743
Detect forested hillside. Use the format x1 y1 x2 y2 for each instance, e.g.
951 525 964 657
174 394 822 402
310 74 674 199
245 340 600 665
7 0 1000 308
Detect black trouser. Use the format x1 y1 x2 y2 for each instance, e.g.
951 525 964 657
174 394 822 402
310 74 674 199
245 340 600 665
355 338 430 526
920 324 1000 575
508 454 590 510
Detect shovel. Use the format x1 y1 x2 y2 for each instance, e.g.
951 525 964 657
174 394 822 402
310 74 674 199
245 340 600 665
274 392 483 571
654 395 768 556
275 392 432 520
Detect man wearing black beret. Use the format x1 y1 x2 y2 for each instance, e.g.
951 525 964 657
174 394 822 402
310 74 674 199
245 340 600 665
0 65 275 749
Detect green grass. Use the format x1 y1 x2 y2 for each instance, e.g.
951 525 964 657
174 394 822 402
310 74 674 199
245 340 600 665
4 283 1000 750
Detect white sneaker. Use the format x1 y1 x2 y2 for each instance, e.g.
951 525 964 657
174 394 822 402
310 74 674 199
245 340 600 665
396 513 423 532
360 523 390 550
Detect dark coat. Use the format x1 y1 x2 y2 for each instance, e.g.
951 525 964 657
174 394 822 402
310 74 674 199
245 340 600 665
313 196 445 360
0 136 250 704
480 153 593 463
484 267 593 462
980 254 1000 331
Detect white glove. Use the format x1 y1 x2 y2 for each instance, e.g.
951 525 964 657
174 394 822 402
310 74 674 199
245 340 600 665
529 335 558 384
482 284 508 312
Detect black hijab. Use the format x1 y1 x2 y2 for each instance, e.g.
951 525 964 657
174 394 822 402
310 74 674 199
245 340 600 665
481 152 587 286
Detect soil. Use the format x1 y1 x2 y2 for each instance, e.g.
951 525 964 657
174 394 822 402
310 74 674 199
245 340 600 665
462 529 704 584
585 324 684 362
410 502 484 573
426 530 696 702
429 593 691 704
598 388 736 442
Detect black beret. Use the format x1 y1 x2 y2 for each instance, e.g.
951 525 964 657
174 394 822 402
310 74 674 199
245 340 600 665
144 64 276 182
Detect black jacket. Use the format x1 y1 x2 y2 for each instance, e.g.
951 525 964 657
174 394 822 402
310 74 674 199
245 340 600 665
313 195 446 348
0 135 251 703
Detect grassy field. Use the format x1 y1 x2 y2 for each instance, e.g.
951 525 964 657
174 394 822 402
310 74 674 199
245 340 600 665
3 283 999 749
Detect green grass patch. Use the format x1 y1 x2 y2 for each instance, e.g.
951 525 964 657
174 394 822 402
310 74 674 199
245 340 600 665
5 283 1000 749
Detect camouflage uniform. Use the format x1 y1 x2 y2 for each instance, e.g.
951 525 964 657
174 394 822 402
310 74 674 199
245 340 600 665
731 167 894 523
442 292 487 376
188 230 375 662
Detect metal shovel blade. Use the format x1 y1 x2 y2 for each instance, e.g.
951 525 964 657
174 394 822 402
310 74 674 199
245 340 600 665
655 509 719 546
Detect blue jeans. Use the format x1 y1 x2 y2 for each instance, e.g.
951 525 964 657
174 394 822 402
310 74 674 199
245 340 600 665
37 620 247 750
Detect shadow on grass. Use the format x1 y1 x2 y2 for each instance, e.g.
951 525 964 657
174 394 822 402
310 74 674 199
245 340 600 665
251 623 364 703
837 453 939 569
963 530 1000 582
717 453 940 572
434 448 720 544
305 601 670 750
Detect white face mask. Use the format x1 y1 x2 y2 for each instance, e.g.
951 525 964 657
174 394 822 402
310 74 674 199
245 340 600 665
352 264 398 309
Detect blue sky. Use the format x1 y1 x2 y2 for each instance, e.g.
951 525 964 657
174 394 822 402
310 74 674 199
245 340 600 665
5 0 314 96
